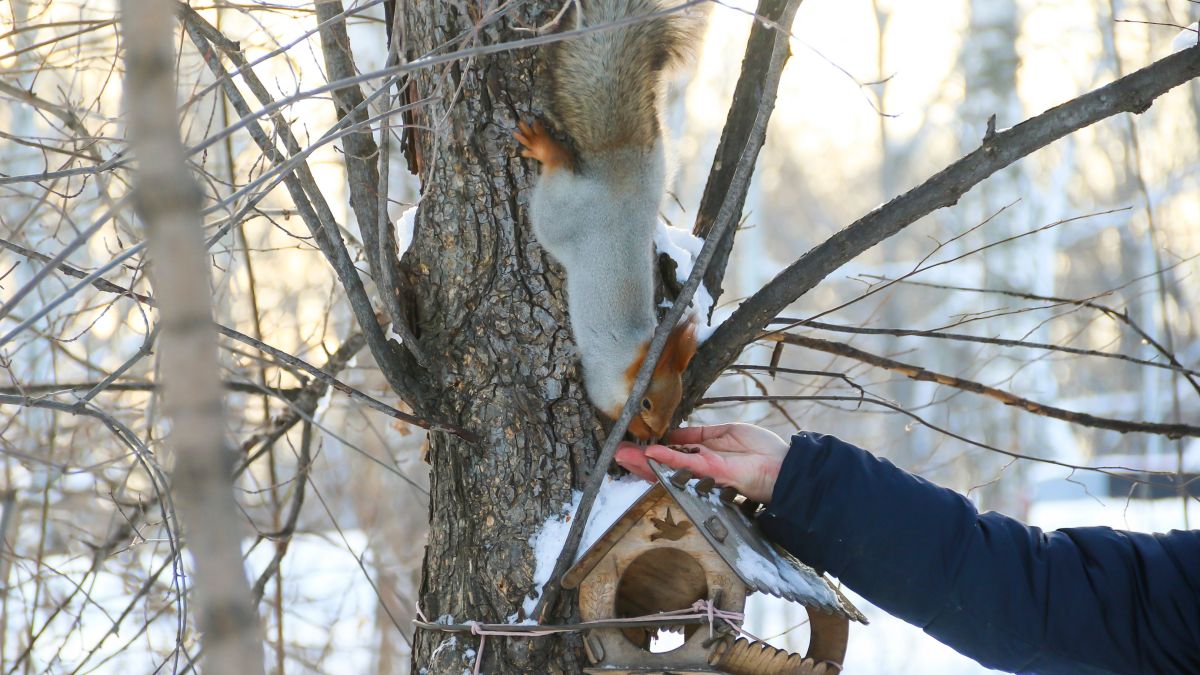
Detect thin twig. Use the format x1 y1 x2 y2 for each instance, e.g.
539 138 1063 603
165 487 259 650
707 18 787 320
773 318 1200 378
250 421 312 601
768 333 1200 438
697 394 1192 482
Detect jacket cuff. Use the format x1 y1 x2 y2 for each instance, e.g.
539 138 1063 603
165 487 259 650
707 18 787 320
757 432 838 571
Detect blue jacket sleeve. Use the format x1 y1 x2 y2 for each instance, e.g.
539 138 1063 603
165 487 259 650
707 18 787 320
757 432 1200 675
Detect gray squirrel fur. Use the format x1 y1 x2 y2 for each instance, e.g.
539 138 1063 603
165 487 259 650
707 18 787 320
531 145 666 417
521 0 706 428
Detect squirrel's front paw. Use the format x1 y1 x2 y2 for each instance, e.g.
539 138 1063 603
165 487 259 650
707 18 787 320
515 120 573 172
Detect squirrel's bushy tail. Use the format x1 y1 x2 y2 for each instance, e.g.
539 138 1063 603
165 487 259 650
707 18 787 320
550 0 707 155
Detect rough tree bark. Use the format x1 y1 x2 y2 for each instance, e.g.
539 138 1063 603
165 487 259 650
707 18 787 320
402 3 596 672
119 1 265 673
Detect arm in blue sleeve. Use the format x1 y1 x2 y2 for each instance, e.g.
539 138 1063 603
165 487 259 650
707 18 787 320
757 432 1200 675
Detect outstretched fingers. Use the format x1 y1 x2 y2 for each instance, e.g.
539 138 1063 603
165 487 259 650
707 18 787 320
644 444 731 486
618 443 732 487
666 423 733 446
615 442 657 482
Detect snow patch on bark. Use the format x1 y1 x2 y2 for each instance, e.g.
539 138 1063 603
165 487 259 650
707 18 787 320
395 205 416 257
522 475 651 619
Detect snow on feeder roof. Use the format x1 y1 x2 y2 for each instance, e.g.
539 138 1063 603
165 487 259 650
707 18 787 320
560 459 864 674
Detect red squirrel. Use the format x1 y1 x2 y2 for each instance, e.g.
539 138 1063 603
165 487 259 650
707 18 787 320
515 0 706 440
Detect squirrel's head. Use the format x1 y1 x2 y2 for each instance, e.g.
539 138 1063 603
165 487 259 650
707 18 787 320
625 318 699 441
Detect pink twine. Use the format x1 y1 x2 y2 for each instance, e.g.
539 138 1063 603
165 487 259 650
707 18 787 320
468 622 485 675
723 619 768 644
688 599 753 642
443 599 748 673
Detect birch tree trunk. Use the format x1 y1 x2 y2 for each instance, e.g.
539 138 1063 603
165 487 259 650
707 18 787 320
120 1 265 672
400 3 596 672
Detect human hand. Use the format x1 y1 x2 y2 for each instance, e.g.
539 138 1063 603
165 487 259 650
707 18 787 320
615 423 789 503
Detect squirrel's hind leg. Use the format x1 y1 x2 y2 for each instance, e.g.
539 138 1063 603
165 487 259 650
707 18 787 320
515 120 574 173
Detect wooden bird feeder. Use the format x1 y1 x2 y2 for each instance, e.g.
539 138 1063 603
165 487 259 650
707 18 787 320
561 460 867 674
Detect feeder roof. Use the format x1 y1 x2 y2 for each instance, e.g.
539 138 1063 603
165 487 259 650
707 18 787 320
561 482 669 590
562 461 865 624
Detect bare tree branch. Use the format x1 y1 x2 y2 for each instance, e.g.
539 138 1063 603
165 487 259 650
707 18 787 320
693 0 803 309
234 333 366 475
0 233 469 436
775 318 1200 379
0 381 301 397
697 394 1193 480
250 422 312 602
180 6 433 416
314 0 425 365
218 325 472 439
681 44 1200 413
771 333 1200 438
0 200 128 324
859 272 1200 398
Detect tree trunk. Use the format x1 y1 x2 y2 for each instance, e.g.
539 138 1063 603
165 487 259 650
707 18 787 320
120 0 265 672
401 3 596 672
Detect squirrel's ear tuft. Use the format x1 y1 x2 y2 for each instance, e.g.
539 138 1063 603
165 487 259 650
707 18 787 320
664 317 699 373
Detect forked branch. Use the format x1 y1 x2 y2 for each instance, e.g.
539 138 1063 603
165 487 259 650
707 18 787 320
680 44 1200 413
692 0 803 307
